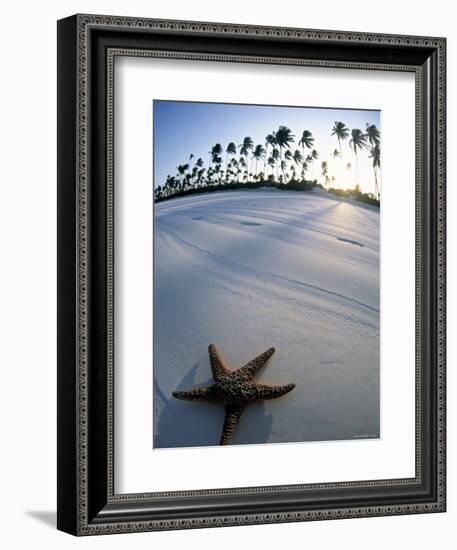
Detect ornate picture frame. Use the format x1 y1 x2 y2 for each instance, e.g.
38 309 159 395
57 14 446 535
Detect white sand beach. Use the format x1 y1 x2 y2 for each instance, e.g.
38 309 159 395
153 189 380 448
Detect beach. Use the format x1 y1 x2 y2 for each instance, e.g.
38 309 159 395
153 188 380 448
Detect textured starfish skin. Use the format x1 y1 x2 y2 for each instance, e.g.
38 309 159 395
172 344 295 445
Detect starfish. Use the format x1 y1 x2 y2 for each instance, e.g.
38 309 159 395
172 345 295 445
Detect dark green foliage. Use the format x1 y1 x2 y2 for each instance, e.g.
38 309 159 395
277 179 315 192
154 179 317 203
328 187 380 208
354 193 380 208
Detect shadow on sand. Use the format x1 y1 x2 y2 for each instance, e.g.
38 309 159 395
154 362 273 449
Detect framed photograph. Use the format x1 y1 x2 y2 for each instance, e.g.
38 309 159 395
57 14 446 535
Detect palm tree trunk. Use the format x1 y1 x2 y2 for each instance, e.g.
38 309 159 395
263 146 268 178
338 138 343 190
374 166 379 199
279 146 283 183
355 152 358 190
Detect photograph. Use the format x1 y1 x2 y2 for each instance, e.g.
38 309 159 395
55 9 446 537
152 100 381 448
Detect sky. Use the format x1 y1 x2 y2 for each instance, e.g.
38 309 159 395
153 100 381 195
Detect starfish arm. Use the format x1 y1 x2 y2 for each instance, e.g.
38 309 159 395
234 347 276 381
251 382 295 401
208 344 231 381
220 404 244 445
172 387 212 401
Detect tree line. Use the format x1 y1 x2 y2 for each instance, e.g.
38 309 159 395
154 121 380 202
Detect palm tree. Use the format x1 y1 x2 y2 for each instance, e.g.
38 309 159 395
331 121 350 163
301 160 309 180
331 149 340 186
349 129 368 187
298 130 314 160
214 162 222 184
164 175 175 197
267 156 275 180
369 144 381 199
194 158 204 187
299 130 314 150
197 168 205 187
284 149 293 178
292 149 303 181
321 161 329 187
239 137 254 177
154 185 162 201
225 142 237 177
274 126 295 171
280 160 287 183
365 123 380 147
239 156 247 182
309 149 319 180
231 158 239 183
252 144 266 179
226 160 235 184
177 164 189 189
211 143 223 160
214 155 224 183
191 165 198 187
208 144 223 179
264 133 277 176
226 159 233 183
272 148 280 181
293 149 303 163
